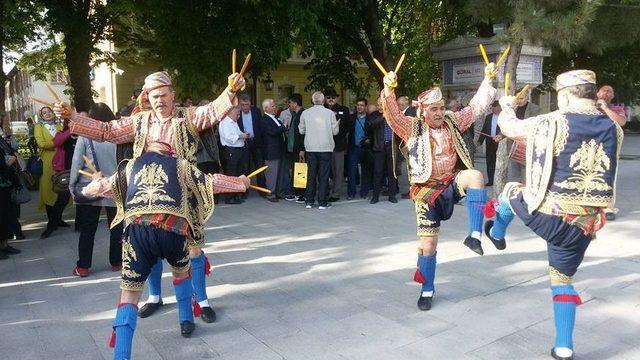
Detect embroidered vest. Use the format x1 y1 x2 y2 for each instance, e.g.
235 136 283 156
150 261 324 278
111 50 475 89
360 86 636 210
131 107 200 164
111 151 215 241
405 112 473 184
523 106 623 213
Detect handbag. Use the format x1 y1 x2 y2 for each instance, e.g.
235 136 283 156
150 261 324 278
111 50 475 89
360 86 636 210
52 169 71 193
27 155 43 176
72 140 103 203
293 162 308 189
11 173 31 204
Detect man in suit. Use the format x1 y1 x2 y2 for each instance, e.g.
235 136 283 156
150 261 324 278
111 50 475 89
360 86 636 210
397 96 415 199
324 88 351 202
477 101 503 186
281 93 306 202
238 94 266 193
260 98 286 202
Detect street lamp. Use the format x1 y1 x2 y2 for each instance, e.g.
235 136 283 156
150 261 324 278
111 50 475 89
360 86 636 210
263 72 274 91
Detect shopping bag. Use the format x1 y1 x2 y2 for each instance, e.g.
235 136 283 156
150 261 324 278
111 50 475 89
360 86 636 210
293 162 307 189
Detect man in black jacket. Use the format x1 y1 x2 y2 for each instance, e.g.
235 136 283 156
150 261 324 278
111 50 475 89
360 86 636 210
477 101 503 186
280 93 305 201
238 94 266 192
324 88 351 202
260 98 286 202
366 111 398 204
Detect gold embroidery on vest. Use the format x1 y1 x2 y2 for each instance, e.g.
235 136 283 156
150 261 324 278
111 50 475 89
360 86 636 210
129 163 175 206
555 139 612 195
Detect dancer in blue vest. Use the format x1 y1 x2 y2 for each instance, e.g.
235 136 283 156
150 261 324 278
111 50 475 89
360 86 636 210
82 143 249 359
486 70 623 360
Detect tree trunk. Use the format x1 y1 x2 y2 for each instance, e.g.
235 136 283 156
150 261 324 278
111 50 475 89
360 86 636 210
0 4 5 116
63 29 94 112
493 39 523 197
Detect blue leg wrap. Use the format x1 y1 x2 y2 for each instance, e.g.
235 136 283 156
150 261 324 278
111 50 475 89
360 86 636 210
190 251 208 303
173 277 194 323
418 253 437 293
552 284 581 351
466 188 487 235
112 303 138 360
491 196 514 240
147 259 163 298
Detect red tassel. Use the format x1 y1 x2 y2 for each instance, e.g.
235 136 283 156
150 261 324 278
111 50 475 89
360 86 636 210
108 330 116 348
413 269 425 284
483 199 498 219
204 255 211 276
193 297 201 317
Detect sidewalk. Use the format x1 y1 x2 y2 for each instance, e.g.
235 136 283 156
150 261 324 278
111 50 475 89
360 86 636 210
0 137 638 359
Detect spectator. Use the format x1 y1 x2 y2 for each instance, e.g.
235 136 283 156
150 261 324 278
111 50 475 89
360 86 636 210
477 101 503 186
280 93 305 202
219 106 248 204
70 103 123 277
511 88 540 181
0 141 22 259
238 94 266 194
183 96 194 107
347 98 373 200
324 88 351 202
448 98 475 164
197 127 222 175
26 117 38 155
35 106 69 238
0 114 25 242
597 85 626 220
119 89 142 117
261 98 287 202
597 85 626 127
367 111 398 204
299 91 339 209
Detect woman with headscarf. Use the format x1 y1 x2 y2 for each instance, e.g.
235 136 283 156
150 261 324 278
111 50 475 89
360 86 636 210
34 106 69 238
70 103 123 277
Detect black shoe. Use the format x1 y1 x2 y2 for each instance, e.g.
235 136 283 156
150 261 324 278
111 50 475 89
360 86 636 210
2 245 21 255
550 348 573 360
605 212 616 221
388 196 398 203
284 194 297 201
463 236 484 256
370 197 379 204
14 233 25 240
267 196 279 203
417 295 433 311
180 321 195 337
225 198 242 205
328 197 340 202
57 220 71 228
138 301 163 318
40 228 54 239
401 192 410 199
484 220 506 250
346 195 354 200
200 306 216 323
484 182 493 187
0 252 8 260
295 196 306 204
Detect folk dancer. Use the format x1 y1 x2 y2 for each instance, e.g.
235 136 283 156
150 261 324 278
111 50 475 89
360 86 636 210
485 70 623 360
379 63 498 311
53 70 246 323
82 143 249 359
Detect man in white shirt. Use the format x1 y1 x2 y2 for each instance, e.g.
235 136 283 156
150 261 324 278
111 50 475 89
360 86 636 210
219 107 249 204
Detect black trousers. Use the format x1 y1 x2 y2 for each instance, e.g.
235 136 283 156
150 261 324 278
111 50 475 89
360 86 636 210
485 139 499 184
76 205 123 268
224 146 246 199
0 189 18 242
197 161 221 175
243 141 265 187
372 142 398 198
46 191 71 230
305 152 332 206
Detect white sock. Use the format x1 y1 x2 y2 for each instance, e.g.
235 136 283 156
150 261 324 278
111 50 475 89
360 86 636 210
471 231 481 240
421 291 434 297
147 295 160 304
554 347 573 358
198 299 210 308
